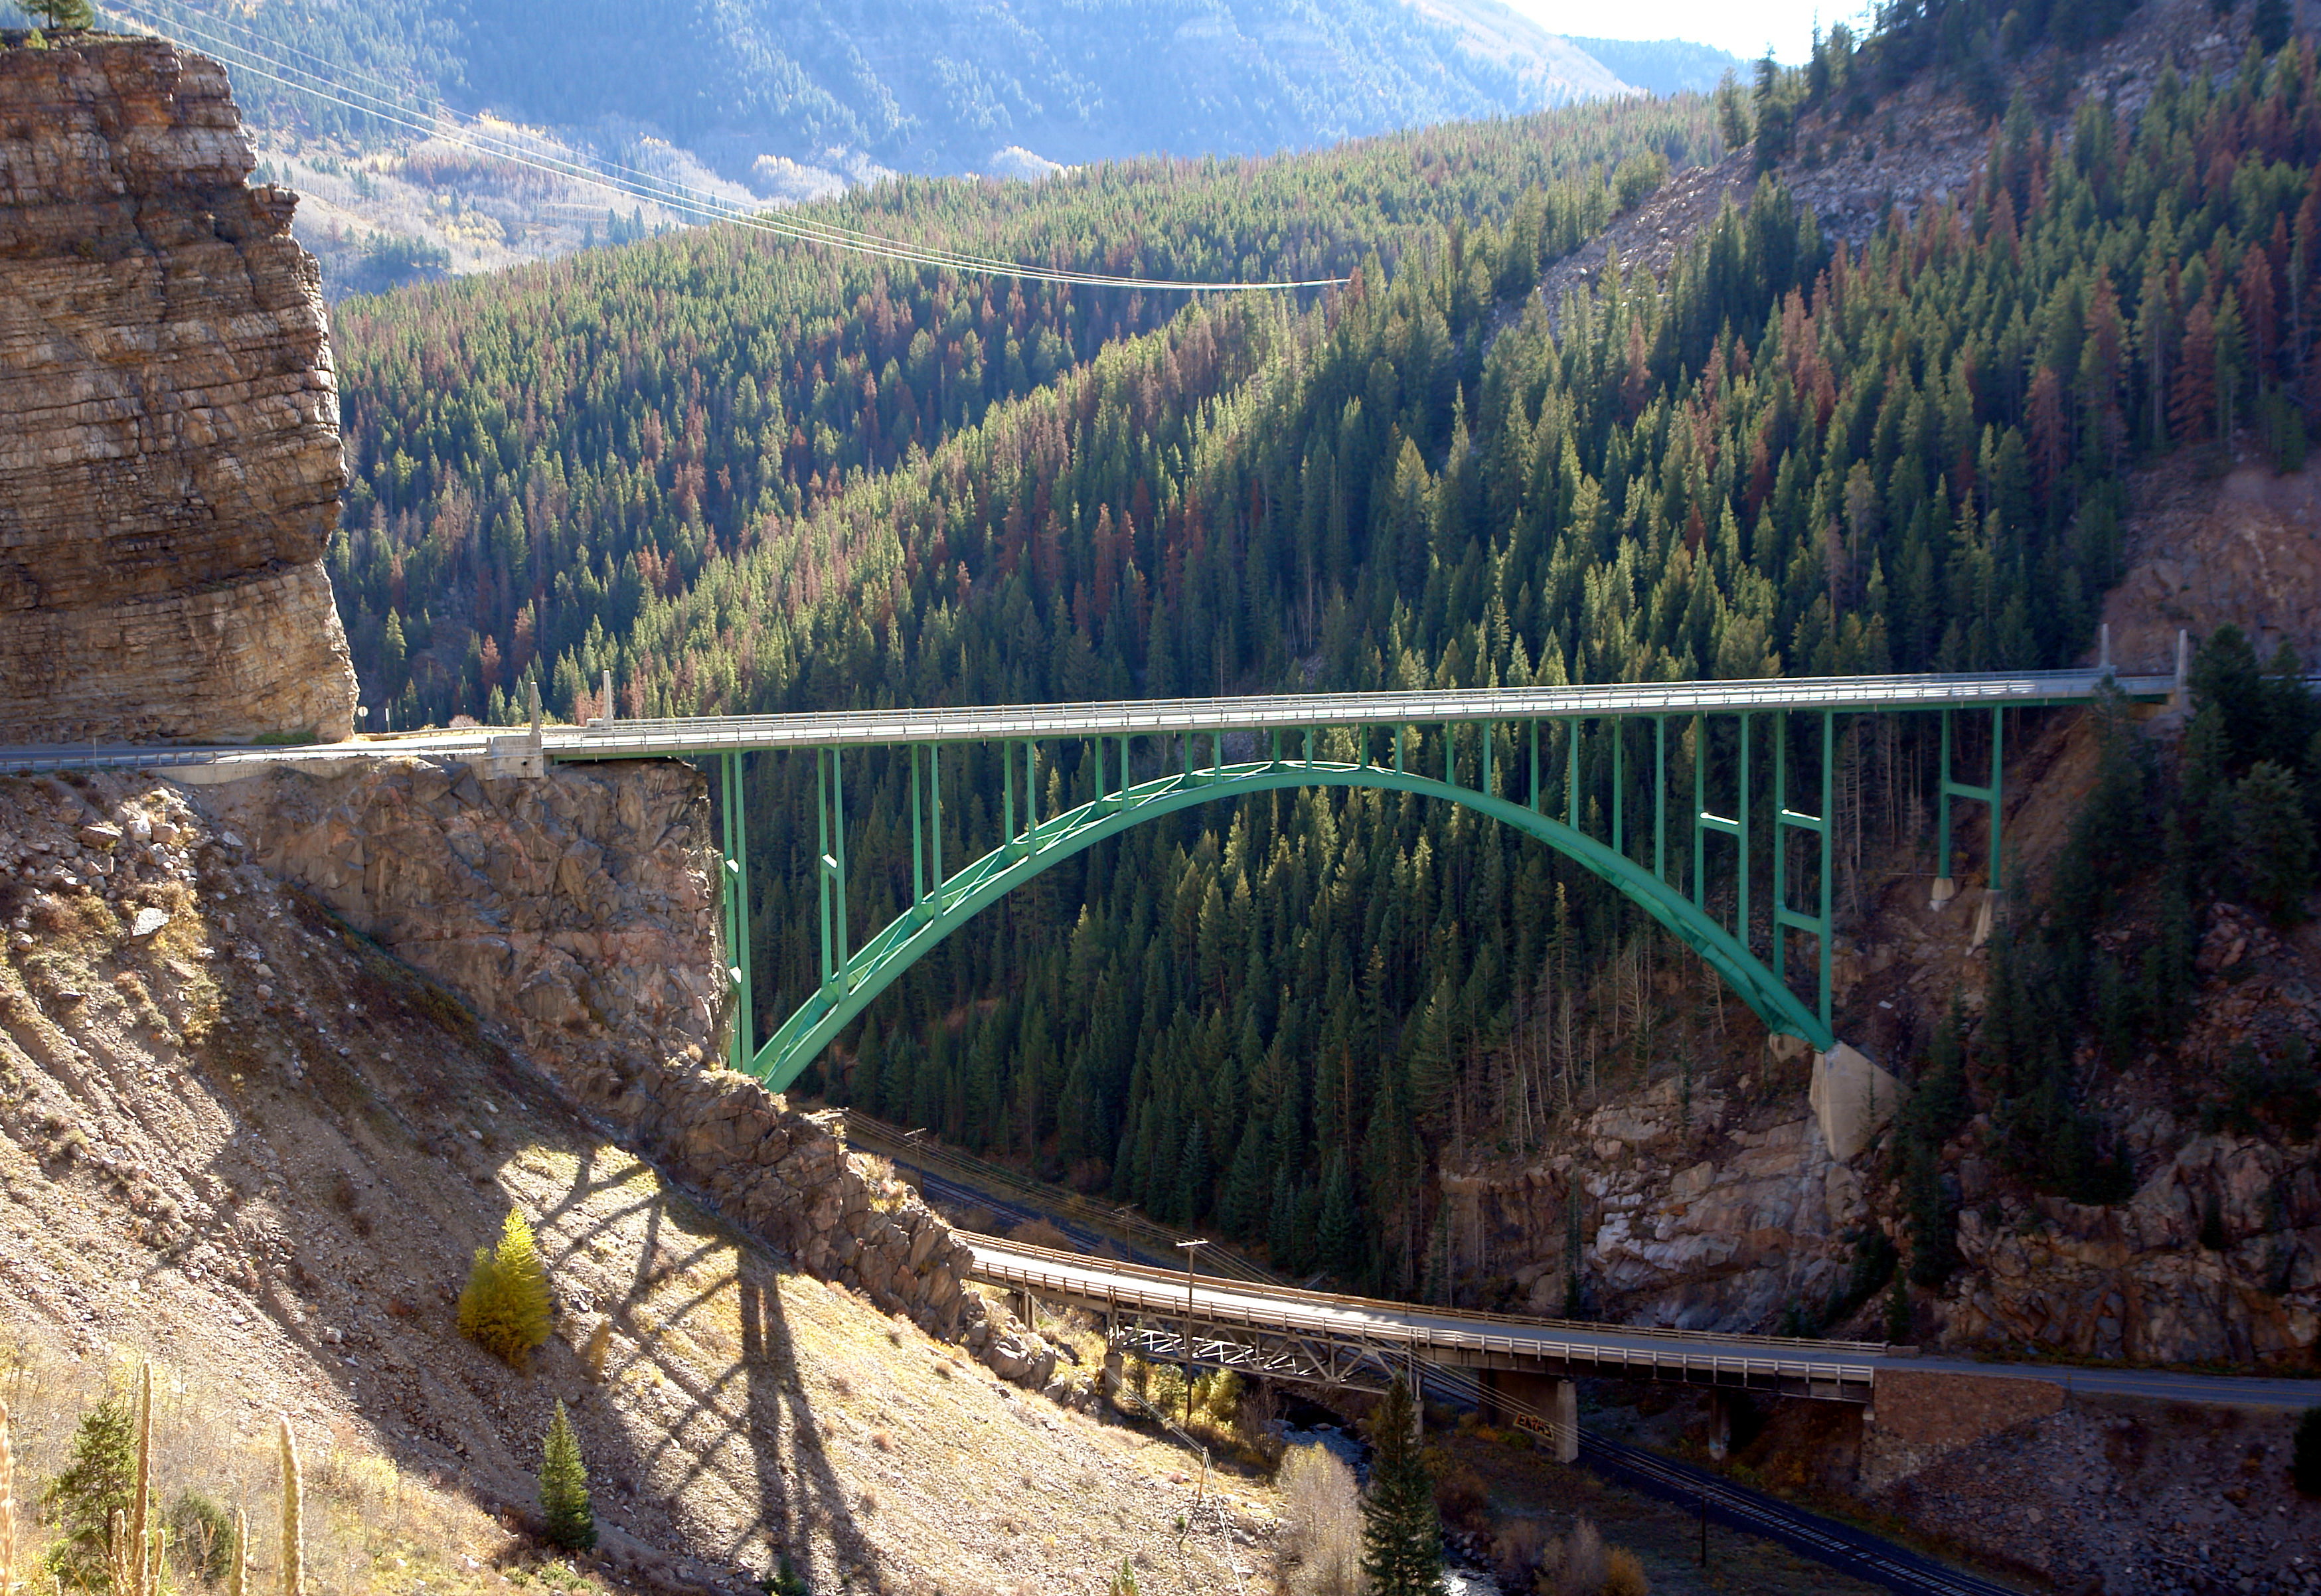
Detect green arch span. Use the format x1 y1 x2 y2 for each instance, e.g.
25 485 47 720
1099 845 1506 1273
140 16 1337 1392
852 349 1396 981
747 756 1831 1091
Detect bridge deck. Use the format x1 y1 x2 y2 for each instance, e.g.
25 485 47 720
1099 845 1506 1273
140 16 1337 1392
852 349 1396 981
0 669 2173 776
967 1235 1893 1401
554 669 2171 757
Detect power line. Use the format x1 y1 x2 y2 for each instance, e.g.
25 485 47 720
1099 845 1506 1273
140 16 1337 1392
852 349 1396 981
98 0 1347 293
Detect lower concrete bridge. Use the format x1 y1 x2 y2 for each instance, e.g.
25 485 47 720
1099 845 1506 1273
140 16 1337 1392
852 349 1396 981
966 1234 1899 1459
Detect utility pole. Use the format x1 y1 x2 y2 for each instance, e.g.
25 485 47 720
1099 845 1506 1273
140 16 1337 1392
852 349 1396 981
1174 1238 1210 1425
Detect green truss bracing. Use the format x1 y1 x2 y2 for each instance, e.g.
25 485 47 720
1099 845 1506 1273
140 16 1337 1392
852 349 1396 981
734 726 1848 1095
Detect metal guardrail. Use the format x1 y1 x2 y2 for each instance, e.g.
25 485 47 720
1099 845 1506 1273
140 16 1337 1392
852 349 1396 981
971 1234 1892 1358
967 1236 1885 1399
0 667 2182 777
557 669 2176 756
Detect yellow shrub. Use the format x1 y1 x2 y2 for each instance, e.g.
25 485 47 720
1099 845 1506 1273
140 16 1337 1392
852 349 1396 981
457 1210 552 1366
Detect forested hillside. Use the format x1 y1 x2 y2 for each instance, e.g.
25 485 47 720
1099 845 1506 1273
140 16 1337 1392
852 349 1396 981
1567 37 1747 98
329 99 1718 724
327 15 2321 1299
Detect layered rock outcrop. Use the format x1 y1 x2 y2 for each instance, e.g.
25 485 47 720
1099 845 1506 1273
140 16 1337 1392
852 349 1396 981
1449 1076 1872 1332
193 755 1012 1360
199 754 728 1069
0 36 357 744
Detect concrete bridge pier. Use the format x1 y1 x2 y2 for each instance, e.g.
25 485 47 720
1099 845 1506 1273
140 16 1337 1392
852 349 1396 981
1477 1368 1579 1463
1707 1389 1735 1461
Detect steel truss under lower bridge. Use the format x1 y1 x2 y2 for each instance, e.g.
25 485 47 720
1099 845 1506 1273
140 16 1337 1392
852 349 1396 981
966 1234 1889 1403
559 668 2170 1089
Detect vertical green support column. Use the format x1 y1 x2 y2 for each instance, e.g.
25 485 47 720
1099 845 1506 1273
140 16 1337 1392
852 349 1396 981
1027 740 1040 831
1773 713 1789 985
831 749 850 991
1935 708 1953 900
1654 716 1667 884
910 745 924 909
1771 711 1835 1029
1692 713 1708 909
1529 721 1541 811
1003 740 1018 849
1988 706 2005 896
720 753 746 1071
1935 706 2002 908
732 753 753 1061
815 748 835 991
914 747 933 900
1481 723 1493 799
1820 710 1834 1032
1565 718 1579 832
1738 714 1752 952
1611 722 1625 860
1695 712 1747 939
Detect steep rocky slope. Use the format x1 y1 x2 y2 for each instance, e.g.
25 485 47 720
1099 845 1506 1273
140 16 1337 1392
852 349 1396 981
0 35 357 746
0 763 1275 1595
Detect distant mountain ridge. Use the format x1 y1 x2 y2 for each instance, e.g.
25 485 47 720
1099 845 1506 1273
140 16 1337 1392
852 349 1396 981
78 0 1715 188
1566 35 1751 97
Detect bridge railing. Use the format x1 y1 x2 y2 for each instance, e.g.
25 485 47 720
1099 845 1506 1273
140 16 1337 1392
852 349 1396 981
559 668 2178 754
967 1238 1883 1397
968 1234 1897 1359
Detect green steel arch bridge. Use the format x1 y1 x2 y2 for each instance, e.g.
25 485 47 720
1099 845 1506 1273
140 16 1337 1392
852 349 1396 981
0 663 2181 1092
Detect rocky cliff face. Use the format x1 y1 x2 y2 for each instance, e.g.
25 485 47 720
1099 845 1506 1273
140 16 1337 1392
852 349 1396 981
0 36 357 745
193 755 1019 1359
1445 1076 1873 1334
197 754 728 1074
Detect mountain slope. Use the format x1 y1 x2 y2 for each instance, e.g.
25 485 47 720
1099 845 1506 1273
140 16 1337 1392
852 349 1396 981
1566 35 1749 96
104 0 1640 181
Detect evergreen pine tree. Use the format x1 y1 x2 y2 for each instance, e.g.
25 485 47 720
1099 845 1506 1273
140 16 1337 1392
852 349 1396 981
1266 1168 1298 1265
1222 1121 1267 1237
21 0 96 28
1359 1377 1440 1596
1175 1118 1210 1223
40 1393 134 1594
2234 761 2315 923
1317 1154 1359 1281
538 1401 596 1552
459 1210 554 1367
2255 0 2292 53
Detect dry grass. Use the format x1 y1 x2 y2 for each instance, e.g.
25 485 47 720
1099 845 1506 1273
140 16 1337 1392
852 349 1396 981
0 1338 564 1596
1538 1516 1652 1595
